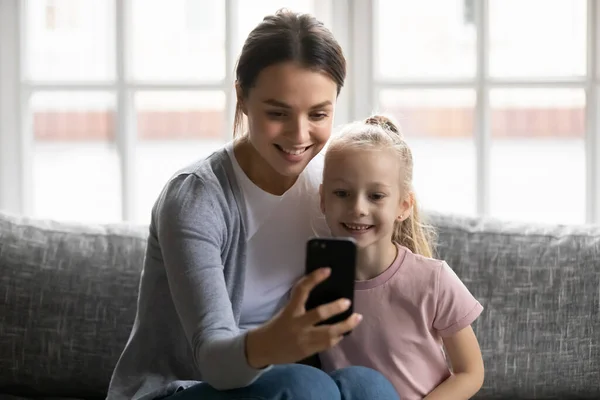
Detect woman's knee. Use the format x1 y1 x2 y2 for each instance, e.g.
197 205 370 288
167 364 340 400
330 366 399 400
261 364 340 399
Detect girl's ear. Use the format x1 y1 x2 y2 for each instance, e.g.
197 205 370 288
319 184 325 214
235 82 248 115
397 192 414 221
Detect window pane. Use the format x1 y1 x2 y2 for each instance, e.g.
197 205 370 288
379 89 476 216
235 1 331 57
374 0 476 80
490 89 585 224
134 91 227 223
489 0 586 78
32 92 121 222
24 0 114 81
131 0 225 81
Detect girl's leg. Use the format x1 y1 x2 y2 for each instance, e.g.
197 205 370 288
165 364 341 400
330 366 400 400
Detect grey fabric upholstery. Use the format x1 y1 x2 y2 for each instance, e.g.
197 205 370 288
432 212 600 399
0 210 599 399
0 396 84 400
0 212 147 399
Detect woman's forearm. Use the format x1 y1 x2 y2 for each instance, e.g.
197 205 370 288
423 372 483 400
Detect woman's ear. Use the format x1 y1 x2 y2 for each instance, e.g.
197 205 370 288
319 184 326 214
235 82 248 115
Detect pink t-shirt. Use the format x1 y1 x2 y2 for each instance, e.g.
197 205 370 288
319 244 483 400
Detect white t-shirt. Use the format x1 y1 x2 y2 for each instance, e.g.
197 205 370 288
225 141 328 329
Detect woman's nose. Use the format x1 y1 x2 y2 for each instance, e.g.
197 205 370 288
287 117 310 143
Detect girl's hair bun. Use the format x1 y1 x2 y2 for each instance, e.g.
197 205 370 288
365 114 401 135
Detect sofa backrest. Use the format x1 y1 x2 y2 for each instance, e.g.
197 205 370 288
431 212 600 399
1 210 599 399
0 212 147 399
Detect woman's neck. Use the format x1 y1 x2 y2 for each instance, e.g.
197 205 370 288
355 240 398 281
233 137 298 195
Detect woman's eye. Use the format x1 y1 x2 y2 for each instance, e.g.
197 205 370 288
267 111 286 118
311 113 328 121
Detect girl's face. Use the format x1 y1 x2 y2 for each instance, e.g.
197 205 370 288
238 62 338 179
320 147 411 250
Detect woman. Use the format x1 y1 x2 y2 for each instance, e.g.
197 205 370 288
106 9 399 400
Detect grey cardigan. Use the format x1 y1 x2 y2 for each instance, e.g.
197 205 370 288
106 147 271 400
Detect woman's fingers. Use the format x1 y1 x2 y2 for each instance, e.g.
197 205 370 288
302 313 364 354
311 312 363 346
284 267 331 317
299 297 353 327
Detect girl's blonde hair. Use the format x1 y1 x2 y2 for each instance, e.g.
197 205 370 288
324 114 436 258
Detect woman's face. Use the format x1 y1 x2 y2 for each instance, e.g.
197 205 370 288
238 62 338 179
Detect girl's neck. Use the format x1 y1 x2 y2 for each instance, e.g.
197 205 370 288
355 240 398 281
233 137 297 195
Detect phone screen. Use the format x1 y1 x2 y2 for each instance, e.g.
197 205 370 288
304 237 356 326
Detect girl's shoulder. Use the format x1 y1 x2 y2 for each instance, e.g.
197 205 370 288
398 246 476 308
399 245 447 274
393 245 455 293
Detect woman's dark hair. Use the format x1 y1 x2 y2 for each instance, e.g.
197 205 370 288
233 9 346 136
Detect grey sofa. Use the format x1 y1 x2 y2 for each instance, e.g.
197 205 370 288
0 210 599 399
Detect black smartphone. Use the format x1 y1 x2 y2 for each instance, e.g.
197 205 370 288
304 237 357 327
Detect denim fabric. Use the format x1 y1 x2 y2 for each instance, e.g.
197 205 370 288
164 364 399 400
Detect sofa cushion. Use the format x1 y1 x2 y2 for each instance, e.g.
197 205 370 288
0 212 146 399
0 396 84 400
429 212 600 399
2 209 599 399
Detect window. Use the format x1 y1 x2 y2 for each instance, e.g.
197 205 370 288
373 0 595 225
45 0 79 31
1 0 598 226
3 0 332 225
185 0 218 32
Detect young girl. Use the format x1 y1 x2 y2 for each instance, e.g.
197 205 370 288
318 115 485 400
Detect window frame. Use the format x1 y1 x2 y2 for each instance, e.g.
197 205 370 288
0 0 598 224
362 0 600 223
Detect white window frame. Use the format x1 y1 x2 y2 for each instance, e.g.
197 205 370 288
1 0 598 224
0 0 345 222
352 0 600 224
0 0 28 214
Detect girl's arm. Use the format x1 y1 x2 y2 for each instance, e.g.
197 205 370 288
424 326 484 400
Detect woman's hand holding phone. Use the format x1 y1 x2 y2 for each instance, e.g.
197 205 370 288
245 267 362 369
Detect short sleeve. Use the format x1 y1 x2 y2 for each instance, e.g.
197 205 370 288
432 262 483 337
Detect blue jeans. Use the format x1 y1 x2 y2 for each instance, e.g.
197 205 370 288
165 364 399 400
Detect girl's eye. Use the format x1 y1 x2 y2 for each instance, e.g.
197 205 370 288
311 112 328 121
333 190 348 198
267 111 286 118
370 193 386 201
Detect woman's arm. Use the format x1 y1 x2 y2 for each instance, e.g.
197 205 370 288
157 174 264 390
424 326 484 400
157 173 361 390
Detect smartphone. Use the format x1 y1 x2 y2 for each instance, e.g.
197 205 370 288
304 237 357 327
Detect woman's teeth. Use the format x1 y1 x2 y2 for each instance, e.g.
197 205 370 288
277 145 308 155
